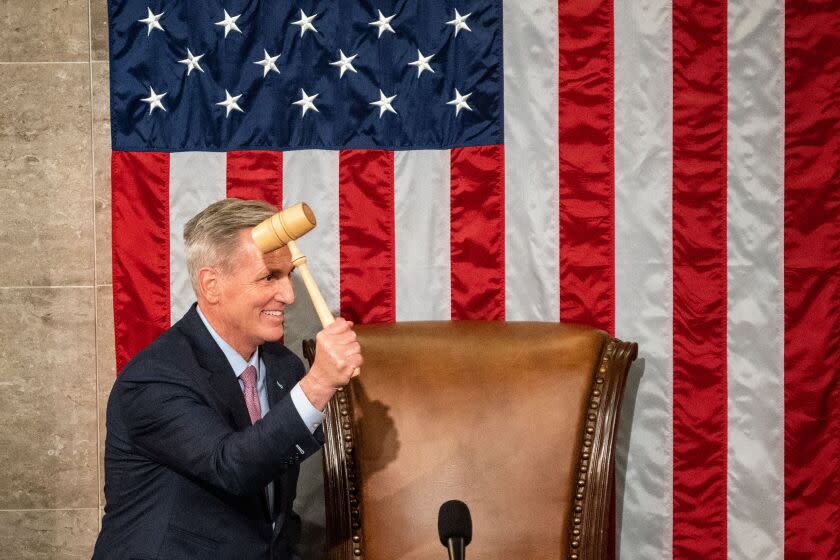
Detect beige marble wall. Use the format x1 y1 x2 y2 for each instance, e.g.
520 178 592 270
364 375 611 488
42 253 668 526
0 1 112 557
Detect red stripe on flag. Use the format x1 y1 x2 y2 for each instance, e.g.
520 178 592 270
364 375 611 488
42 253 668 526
338 150 395 324
226 150 285 343
450 145 505 320
557 0 615 334
226 150 283 207
112 151 170 373
672 1 728 556
784 3 840 557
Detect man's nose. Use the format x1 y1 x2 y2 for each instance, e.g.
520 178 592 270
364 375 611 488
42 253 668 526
275 277 294 304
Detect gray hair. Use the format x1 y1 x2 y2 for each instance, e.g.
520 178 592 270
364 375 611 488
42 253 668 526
183 198 278 296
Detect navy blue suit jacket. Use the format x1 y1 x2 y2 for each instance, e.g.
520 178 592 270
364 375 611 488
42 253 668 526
93 305 323 560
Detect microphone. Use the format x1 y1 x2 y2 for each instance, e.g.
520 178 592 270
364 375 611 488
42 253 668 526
438 500 472 560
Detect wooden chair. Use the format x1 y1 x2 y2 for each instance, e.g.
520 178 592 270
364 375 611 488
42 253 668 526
304 321 637 560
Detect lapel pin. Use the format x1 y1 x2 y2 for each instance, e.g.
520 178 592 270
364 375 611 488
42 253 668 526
276 381 284 390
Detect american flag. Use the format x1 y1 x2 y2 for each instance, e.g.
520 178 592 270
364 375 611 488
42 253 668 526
108 1 839 558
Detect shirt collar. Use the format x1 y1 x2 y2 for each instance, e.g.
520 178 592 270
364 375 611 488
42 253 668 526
196 305 259 378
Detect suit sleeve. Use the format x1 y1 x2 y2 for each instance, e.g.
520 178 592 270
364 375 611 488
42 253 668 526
117 359 322 496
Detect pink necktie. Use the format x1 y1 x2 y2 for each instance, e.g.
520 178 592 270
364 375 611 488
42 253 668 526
240 365 262 424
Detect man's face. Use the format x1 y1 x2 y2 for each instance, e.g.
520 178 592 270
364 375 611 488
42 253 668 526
213 229 295 355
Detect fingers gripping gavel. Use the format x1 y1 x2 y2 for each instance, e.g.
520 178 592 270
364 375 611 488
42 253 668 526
252 203 360 378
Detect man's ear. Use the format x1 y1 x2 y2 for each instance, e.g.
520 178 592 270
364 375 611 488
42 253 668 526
197 267 221 304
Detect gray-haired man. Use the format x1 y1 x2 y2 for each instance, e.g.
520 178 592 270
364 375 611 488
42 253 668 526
94 198 361 559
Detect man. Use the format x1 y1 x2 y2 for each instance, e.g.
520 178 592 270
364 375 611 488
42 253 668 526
93 199 362 559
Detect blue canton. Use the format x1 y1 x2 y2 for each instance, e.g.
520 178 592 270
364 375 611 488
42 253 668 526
109 0 503 152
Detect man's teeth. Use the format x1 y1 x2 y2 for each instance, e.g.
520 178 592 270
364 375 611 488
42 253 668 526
263 310 284 316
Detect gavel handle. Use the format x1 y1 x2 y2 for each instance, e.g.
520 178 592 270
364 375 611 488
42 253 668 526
287 240 360 378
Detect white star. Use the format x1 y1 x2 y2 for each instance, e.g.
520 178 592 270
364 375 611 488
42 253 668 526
446 9 472 36
292 89 319 117
408 49 435 77
330 50 359 79
369 10 396 38
216 89 244 117
178 49 205 75
215 10 242 37
291 10 318 37
254 49 280 77
447 88 473 116
138 7 164 36
370 89 397 118
141 86 166 115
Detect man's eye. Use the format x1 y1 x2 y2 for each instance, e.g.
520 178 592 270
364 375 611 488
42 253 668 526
265 274 274 281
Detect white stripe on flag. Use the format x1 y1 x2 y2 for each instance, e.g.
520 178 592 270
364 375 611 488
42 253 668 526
394 150 451 321
283 150 341 316
169 151 227 324
726 1 785 557
502 0 560 321
614 0 674 557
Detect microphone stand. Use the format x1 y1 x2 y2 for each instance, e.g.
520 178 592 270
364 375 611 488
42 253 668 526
447 538 465 560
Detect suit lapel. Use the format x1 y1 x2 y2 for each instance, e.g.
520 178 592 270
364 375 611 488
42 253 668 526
179 305 274 520
262 342 297 408
178 305 252 431
261 341 301 526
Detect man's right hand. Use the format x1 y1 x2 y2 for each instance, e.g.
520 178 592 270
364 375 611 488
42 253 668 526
299 318 363 411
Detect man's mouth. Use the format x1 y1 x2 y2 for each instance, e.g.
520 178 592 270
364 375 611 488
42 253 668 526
262 310 284 318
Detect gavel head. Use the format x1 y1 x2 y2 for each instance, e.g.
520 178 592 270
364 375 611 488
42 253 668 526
251 202 316 253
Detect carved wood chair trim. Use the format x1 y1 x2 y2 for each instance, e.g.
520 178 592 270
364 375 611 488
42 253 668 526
303 340 364 560
568 337 638 560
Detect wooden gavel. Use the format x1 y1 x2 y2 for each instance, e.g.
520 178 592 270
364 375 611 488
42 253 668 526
252 203 360 377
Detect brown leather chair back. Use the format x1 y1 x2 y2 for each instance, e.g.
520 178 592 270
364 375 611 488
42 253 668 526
304 321 637 560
